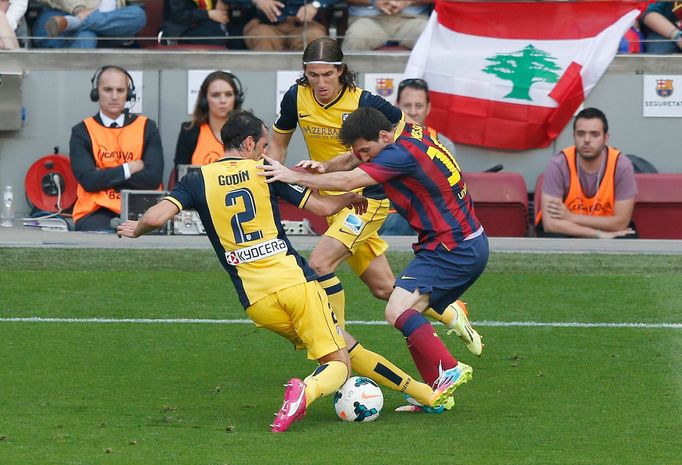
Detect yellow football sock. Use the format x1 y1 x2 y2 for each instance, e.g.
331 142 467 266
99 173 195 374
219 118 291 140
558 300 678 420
303 360 349 406
349 343 433 406
317 273 345 329
424 306 456 327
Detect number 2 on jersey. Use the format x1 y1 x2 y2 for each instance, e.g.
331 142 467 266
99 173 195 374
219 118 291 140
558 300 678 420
225 188 263 244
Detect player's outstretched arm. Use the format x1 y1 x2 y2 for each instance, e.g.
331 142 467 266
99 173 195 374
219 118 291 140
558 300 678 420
259 155 375 191
117 200 179 238
322 151 362 173
304 192 368 217
295 159 326 173
116 220 140 238
294 151 360 174
266 130 293 163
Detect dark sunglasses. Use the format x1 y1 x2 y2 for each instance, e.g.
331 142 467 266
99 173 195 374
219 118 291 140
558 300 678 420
398 78 429 92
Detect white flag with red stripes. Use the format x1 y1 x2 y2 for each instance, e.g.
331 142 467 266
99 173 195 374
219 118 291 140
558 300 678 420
404 1 644 150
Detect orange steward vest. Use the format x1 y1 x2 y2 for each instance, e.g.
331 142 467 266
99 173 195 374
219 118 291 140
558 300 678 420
73 116 147 221
536 146 620 225
191 123 224 165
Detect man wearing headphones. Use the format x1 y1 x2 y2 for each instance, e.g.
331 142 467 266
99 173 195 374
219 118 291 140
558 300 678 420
69 65 164 231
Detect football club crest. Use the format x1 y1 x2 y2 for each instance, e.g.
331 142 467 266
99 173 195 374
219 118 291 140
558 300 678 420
656 79 674 98
375 78 395 98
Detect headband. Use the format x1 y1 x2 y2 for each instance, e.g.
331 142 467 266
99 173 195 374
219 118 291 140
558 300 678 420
303 61 343 65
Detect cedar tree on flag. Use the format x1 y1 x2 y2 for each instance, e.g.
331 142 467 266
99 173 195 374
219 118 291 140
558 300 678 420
404 1 644 151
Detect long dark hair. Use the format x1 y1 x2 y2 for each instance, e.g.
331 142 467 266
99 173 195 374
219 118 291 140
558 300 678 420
296 37 357 90
186 71 242 129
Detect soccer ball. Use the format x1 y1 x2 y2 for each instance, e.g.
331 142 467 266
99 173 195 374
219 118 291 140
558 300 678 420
333 376 383 422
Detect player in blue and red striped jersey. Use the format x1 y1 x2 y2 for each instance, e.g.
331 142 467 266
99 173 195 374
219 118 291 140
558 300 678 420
260 106 489 411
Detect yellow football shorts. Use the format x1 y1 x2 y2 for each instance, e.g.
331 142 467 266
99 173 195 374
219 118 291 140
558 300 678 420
324 197 390 276
246 281 346 360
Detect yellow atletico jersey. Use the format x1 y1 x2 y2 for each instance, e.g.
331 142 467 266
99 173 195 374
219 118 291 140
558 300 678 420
165 157 317 308
274 84 403 163
274 84 403 200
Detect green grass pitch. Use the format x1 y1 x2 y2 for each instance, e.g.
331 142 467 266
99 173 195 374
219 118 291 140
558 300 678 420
0 248 680 465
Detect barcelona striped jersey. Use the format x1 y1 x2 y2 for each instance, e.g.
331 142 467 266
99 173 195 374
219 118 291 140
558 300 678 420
165 157 318 308
358 120 481 252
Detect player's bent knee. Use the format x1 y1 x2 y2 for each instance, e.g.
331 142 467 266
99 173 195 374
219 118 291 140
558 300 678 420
384 305 404 326
319 348 351 369
307 256 336 275
370 285 393 301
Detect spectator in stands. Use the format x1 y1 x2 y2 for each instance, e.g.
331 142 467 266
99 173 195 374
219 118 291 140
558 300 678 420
70 66 164 231
172 71 245 180
618 20 644 54
0 0 26 49
161 0 232 47
32 0 146 49
535 107 637 239
242 0 328 51
380 77 457 236
396 78 456 156
640 1 682 54
342 0 429 51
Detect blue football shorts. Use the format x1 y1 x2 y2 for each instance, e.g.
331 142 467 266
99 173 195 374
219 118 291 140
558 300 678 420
394 232 489 313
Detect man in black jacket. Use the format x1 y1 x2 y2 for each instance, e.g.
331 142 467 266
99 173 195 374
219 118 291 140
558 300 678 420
69 65 164 231
161 0 231 47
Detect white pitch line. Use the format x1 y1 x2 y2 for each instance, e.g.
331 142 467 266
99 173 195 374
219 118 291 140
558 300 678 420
0 317 680 329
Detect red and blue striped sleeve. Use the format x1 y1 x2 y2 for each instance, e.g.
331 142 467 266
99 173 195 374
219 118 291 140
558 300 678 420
358 144 415 182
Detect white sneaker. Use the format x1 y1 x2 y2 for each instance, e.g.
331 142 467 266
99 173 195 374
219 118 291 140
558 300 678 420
395 394 455 413
446 300 484 356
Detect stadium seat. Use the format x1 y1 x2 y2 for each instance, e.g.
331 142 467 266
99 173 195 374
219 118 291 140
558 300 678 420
632 174 682 239
533 172 543 226
277 200 328 235
463 172 529 237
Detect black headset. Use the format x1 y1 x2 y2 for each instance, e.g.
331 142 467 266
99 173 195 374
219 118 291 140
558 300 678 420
90 65 137 103
198 71 245 112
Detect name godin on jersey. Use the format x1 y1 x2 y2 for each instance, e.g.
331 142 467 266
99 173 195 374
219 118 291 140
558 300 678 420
225 238 288 265
218 170 250 186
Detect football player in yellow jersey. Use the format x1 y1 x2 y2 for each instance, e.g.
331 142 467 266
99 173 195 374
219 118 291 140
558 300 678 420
267 38 480 401
268 37 398 309
117 110 441 430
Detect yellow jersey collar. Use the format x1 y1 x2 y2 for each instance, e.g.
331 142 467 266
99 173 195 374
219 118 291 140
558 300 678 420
392 112 407 142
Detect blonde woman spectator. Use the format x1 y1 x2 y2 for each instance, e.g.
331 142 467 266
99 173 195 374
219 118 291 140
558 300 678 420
0 0 27 49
